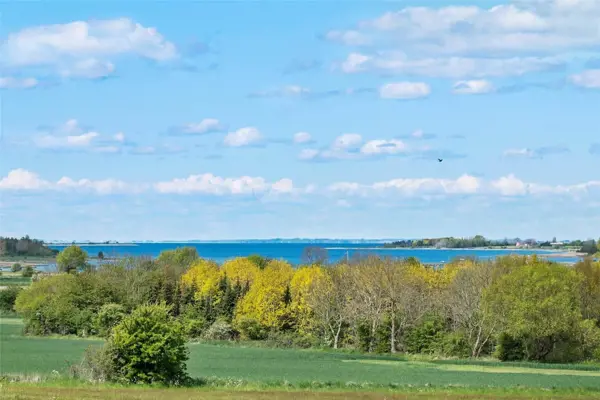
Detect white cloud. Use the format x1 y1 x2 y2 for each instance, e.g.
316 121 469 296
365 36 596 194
293 131 312 144
330 1 600 78
31 119 127 152
250 85 311 98
356 1 600 55
223 127 264 147
360 139 407 155
155 174 269 195
453 80 495 94
490 174 528 196
0 169 50 190
1 18 177 80
0 76 38 89
379 82 431 99
570 69 600 88
324 30 370 46
59 58 115 79
503 148 536 158
301 133 414 161
35 131 99 149
340 52 562 78
328 173 600 199
180 119 225 134
332 133 363 151
329 174 482 197
0 169 134 194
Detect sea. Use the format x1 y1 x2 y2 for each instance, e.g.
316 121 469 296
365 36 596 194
41 242 581 269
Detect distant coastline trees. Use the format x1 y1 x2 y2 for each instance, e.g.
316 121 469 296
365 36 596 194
0 236 58 257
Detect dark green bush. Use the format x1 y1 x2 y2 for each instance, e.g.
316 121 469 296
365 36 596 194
405 314 446 354
0 286 22 312
236 316 268 340
106 303 189 385
95 303 126 337
11 263 22 273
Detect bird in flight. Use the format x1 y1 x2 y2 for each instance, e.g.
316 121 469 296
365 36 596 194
438 158 443 162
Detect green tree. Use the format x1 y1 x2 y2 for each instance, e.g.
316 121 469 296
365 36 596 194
94 303 126 337
21 265 34 277
106 303 189 385
98 251 105 260
57 245 88 274
0 286 22 312
483 262 583 361
11 263 22 273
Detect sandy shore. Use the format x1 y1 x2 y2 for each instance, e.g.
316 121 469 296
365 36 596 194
538 252 587 258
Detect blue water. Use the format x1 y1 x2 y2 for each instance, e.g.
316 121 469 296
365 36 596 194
46 242 579 266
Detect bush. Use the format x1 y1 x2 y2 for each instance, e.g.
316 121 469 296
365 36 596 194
21 266 34 277
94 303 126 337
440 331 471 358
0 286 22 312
236 317 268 340
494 333 525 361
203 319 235 341
11 263 22 273
265 331 316 349
405 314 446 354
105 303 189 385
70 345 115 383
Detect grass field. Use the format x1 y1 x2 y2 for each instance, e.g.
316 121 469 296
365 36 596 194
3 317 600 395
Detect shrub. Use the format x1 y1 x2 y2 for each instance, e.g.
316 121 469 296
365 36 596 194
440 331 471 358
94 303 126 337
236 316 268 340
405 314 446 354
70 345 115 383
21 266 34 278
203 319 235 341
11 263 22 273
106 303 189 385
0 286 22 312
265 331 316 349
494 333 525 361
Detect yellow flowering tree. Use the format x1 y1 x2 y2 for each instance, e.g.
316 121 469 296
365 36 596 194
235 259 294 330
221 257 260 287
290 265 326 336
180 259 220 299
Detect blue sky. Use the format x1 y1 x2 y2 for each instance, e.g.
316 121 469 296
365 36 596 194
1 0 599 241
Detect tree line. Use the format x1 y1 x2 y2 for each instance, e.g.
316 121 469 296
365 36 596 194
0 236 59 257
383 235 600 254
9 246 600 364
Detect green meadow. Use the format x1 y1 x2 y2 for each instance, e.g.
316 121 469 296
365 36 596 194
3 317 600 399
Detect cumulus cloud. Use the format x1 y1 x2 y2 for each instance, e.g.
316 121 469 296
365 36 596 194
31 119 126 152
327 1 600 79
570 69 600 88
223 127 264 147
379 82 431 99
0 76 39 89
328 173 600 199
2 169 599 201
453 80 495 94
339 52 562 78
0 169 136 194
0 18 177 80
249 85 310 98
300 133 415 161
154 173 306 196
293 132 312 144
